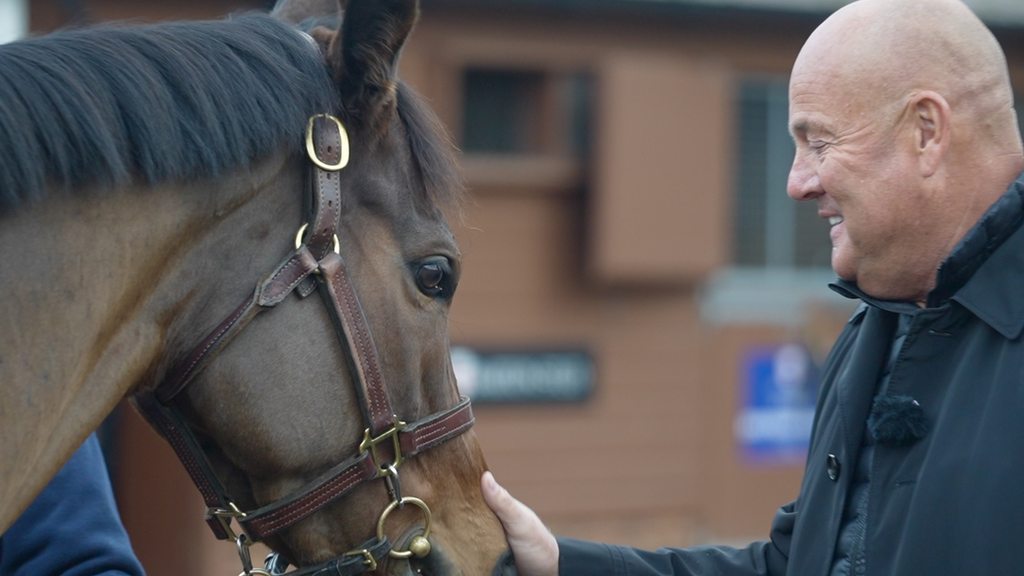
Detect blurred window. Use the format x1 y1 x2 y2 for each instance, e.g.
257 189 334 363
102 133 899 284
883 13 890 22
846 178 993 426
463 69 543 153
734 76 831 270
461 67 591 158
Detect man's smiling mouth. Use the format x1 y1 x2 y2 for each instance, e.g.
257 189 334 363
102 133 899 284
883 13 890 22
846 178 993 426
829 216 844 226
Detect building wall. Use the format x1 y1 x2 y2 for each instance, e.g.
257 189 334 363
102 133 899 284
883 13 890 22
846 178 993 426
29 0 268 31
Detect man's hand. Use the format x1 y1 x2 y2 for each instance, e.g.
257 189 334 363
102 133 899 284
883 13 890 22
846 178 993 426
481 471 559 576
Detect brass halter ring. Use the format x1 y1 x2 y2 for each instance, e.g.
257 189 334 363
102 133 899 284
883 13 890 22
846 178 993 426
294 223 340 254
305 113 350 171
377 497 432 559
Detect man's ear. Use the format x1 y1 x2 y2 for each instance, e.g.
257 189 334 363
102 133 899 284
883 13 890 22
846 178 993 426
909 91 951 178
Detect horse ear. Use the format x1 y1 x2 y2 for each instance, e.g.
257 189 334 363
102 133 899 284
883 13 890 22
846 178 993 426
326 0 419 122
270 0 341 24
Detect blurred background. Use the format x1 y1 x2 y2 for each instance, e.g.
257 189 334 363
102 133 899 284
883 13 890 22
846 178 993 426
7 0 1024 574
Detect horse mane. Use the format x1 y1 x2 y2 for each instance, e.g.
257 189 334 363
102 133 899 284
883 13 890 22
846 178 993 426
0 14 464 214
0 14 336 211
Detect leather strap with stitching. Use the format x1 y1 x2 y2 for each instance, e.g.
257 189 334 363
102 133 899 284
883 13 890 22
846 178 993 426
318 251 395 436
134 393 235 539
398 397 475 456
237 398 474 541
156 246 320 404
238 451 378 541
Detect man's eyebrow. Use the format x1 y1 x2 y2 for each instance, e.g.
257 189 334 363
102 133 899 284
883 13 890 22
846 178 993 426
789 119 811 137
789 118 828 139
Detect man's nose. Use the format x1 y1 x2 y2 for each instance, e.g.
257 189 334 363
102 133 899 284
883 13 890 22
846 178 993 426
787 152 822 201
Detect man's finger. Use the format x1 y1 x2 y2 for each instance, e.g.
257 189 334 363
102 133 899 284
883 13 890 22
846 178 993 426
482 471 524 526
482 471 559 576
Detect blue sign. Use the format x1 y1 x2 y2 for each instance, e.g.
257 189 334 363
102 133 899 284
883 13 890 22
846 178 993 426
735 343 819 465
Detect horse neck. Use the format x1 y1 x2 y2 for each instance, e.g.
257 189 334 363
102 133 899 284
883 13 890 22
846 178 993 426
0 149 302 530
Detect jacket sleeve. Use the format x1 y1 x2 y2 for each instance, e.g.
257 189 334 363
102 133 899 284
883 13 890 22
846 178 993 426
0 433 146 576
557 501 795 576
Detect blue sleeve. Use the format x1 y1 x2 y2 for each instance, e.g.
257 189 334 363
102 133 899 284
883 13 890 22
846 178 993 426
0 434 146 576
557 502 794 576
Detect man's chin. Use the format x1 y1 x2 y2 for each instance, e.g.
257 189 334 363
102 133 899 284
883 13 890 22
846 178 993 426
830 254 858 284
839 270 927 304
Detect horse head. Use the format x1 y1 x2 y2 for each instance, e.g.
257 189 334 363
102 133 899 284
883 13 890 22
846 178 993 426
0 0 513 573
154 1 515 574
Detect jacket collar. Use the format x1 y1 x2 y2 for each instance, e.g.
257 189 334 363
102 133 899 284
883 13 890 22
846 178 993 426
830 171 1024 339
951 189 1024 339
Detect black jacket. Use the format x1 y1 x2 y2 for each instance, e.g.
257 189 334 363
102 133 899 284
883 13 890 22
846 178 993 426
559 173 1024 575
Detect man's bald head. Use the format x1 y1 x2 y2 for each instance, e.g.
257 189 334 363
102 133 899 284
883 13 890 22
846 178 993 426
794 0 1017 149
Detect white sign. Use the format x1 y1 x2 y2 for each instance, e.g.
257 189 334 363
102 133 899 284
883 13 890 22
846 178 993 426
451 347 593 403
0 0 27 44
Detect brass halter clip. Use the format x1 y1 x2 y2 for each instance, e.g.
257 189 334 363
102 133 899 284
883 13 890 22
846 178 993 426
235 534 272 576
305 113 350 171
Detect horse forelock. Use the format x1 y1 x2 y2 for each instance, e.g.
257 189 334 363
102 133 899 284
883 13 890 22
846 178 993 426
395 80 466 214
0 14 338 213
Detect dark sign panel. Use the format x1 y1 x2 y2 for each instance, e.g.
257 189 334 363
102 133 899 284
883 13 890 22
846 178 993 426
451 347 594 403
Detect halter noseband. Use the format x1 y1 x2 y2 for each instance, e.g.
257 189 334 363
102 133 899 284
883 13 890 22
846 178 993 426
136 114 475 576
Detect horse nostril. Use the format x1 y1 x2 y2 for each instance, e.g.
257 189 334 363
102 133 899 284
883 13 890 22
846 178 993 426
491 550 518 576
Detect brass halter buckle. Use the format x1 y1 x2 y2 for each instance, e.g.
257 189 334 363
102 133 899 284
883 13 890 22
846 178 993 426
207 501 251 542
343 548 379 572
305 113 350 171
359 420 407 476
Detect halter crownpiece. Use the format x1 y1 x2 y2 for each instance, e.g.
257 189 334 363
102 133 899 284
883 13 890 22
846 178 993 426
136 113 475 576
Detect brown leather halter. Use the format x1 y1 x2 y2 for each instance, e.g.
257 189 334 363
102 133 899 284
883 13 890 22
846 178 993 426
135 114 475 576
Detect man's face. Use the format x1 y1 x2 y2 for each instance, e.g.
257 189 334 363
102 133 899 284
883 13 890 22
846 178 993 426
787 60 926 300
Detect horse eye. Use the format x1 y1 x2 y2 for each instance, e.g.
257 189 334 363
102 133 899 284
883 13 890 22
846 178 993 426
415 261 453 299
418 264 444 290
